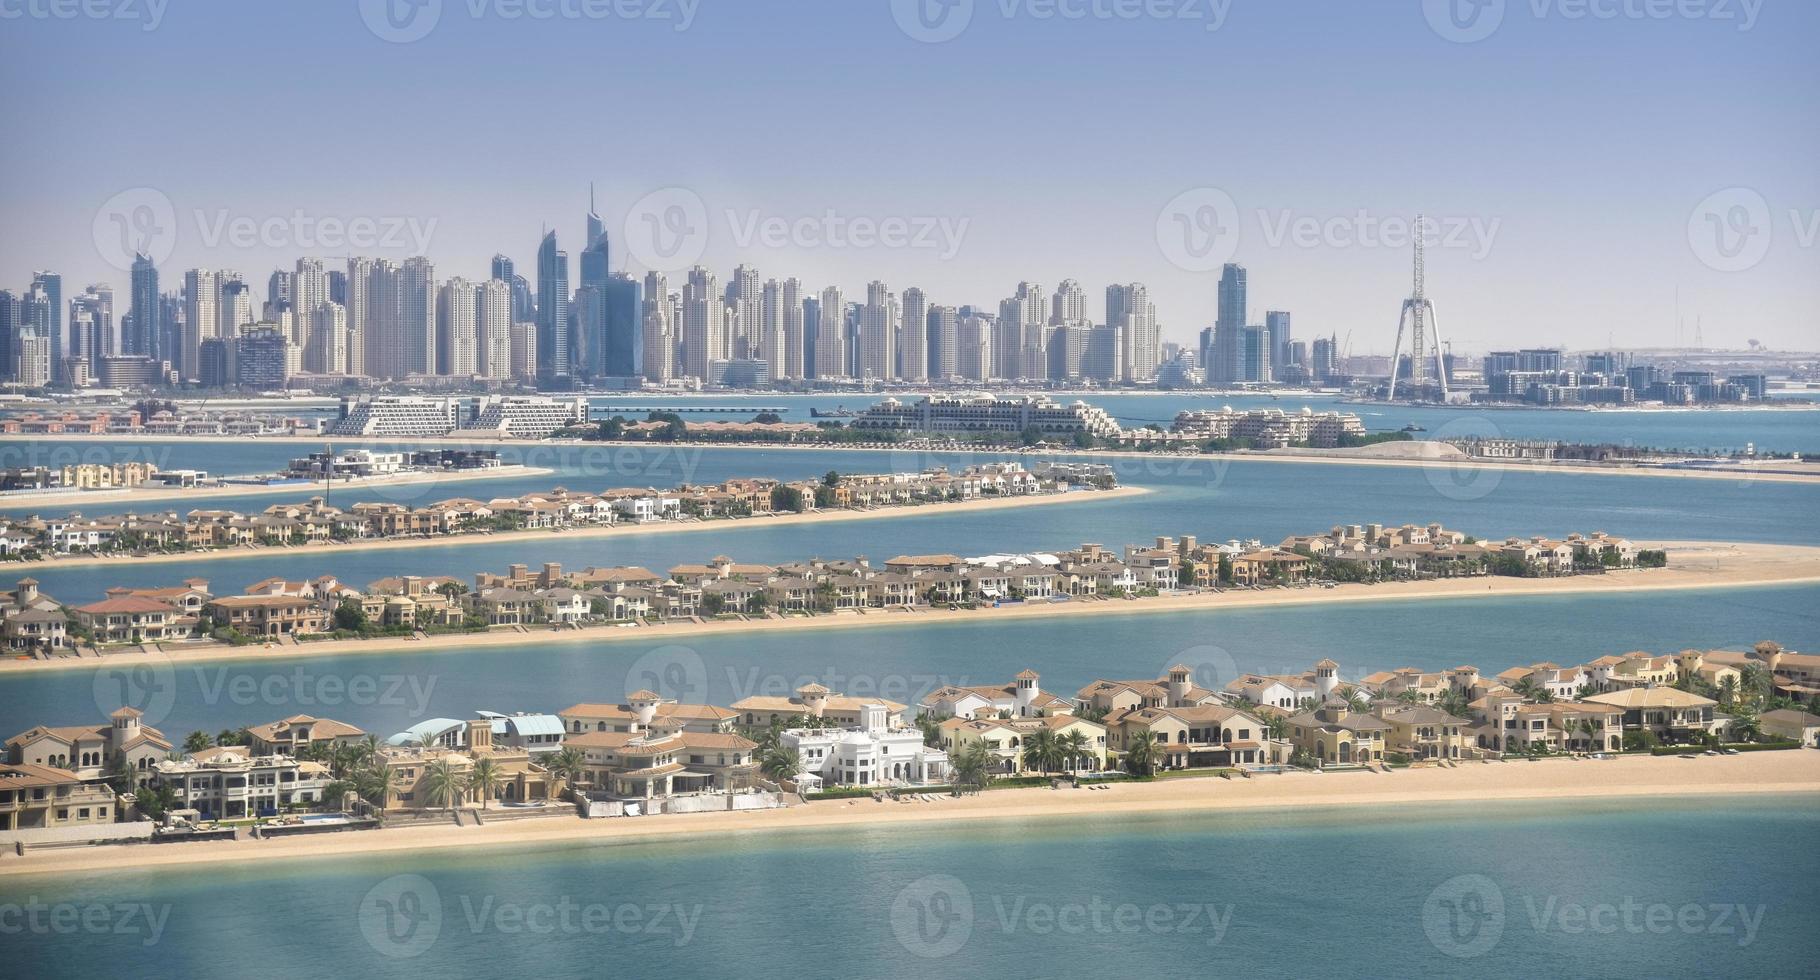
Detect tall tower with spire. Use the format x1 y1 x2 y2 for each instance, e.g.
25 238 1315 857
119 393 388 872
1386 214 1449 401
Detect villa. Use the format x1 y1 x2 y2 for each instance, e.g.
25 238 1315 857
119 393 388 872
559 691 740 736
148 746 331 820
1102 703 1277 769
566 729 758 800
1076 664 1227 716
245 715 367 756
783 702 949 790
1581 688 1722 741
1285 699 1391 766
920 669 1074 720
0 763 118 831
5 707 172 782
733 683 909 729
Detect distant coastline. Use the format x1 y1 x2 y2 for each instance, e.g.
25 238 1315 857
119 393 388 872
7 485 1144 570
0 464 554 512
5 540 1814 676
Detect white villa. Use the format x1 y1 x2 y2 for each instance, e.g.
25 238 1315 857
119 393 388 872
782 703 949 791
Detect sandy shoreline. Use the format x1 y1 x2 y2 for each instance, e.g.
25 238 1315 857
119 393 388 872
3 486 1143 571
3 751 1813 879
6 432 1817 485
0 464 555 512
3 539 1814 676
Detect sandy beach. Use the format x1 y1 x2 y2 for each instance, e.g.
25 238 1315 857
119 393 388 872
7 432 1817 485
3 751 1813 878
4 485 1144 571
0 464 555 512
3 539 1814 676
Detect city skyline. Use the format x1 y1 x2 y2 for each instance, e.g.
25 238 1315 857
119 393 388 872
2 3 1814 355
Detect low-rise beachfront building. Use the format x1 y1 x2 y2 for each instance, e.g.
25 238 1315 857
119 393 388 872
204 594 328 637
377 720 552 810
5 707 171 781
1583 653 1678 692
478 711 567 757
245 715 367 756
0 763 118 830
566 729 758 800
1076 664 1225 716
1229 549 1311 587
920 669 1075 720
1286 699 1390 766
71 595 182 644
1372 704 1475 760
149 746 330 819
1103 703 1276 769
1225 660 1343 710
1581 688 1721 743
936 714 1107 776
783 703 949 788
1760 709 1820 747
733 684 908 729
559 692 740 737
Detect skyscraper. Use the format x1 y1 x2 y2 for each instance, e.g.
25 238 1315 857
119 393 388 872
641 271 673 382
813 285 845 379
219 276 251 344
927 304 958 380
1211 263 1247 385
535 232 570 386
308 303 349 375
181 268 218 379
437 277 477 376
399 257 436 378
782 278 805 380
759 278 785 381
127 253 159 358
293 259 328 347
855 281 895 380
1107 283 1156 383
899 286 928 383
476 279 513 379
603 273 641 377
0 290 17 379
681 266 720 381
31 272 61 384
578 188 612 379
1265 310 1292 382
345 257 376 377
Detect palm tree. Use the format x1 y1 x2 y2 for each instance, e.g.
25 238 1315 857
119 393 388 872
318 779 356 812
1739 663 1770 705
760 746 801 782
915 714 949 748
468 757 503 808
355 762 400 813
1123 731 1158 777
1338 686 1370 712
421 759 468 813
544 747 587 795
951 743 995 794
1021 728 1061 775
1717 675 1739 707
1059 730 1091 773
1729 708 1762 744
1263 714 1290 743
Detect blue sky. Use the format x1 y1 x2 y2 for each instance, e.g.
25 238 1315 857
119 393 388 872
2 0 1814 353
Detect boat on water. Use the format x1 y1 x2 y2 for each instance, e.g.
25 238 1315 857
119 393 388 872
1401 423 1427 432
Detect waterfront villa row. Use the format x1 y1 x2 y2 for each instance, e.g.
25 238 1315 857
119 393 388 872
0 461 1095 559
0 525 1659 656
10 641 1818 841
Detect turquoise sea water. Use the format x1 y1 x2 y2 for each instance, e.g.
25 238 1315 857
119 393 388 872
3 795 1816 979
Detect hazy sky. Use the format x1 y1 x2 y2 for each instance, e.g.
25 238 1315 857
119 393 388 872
3 0 1815 354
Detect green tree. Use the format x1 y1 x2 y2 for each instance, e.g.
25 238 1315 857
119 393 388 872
183 731 212 753
544 747 587 795
1123 731 1158 776
760 746 802 782
333 597 368 633
421 759 468 813
951 742 996 794
1020 728 1062 775
468 757 503 807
